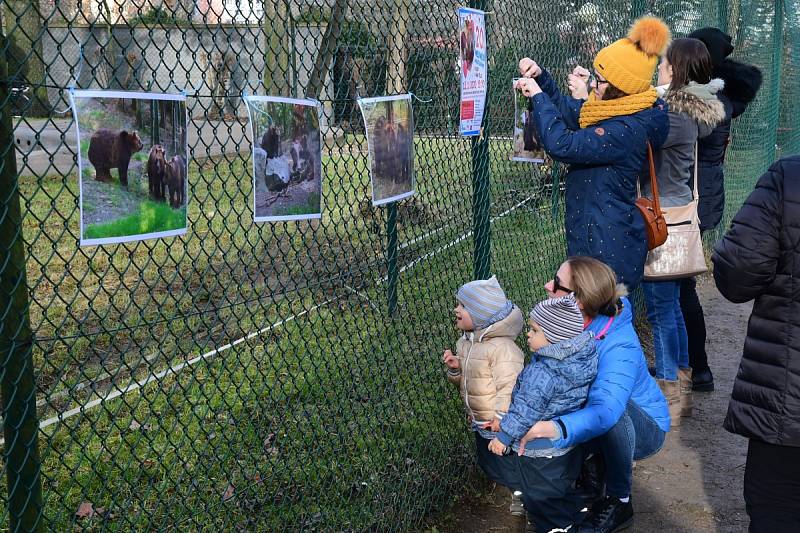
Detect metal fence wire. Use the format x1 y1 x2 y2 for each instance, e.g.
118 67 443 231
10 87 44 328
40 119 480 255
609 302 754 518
0 0 798 530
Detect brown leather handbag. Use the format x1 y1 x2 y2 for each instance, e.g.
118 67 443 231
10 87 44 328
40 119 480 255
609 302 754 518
635 143 668 250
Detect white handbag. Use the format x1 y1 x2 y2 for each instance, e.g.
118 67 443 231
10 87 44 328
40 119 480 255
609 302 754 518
643 144 708 281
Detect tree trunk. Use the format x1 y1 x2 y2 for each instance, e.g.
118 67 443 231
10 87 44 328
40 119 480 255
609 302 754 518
386 1 408 94
263 0 291 96
727 0 742 42
2 1 50 115
305 0 347 100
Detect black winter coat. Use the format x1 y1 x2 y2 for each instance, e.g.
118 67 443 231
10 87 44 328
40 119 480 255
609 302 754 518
695 59 762 231
712 155 800 446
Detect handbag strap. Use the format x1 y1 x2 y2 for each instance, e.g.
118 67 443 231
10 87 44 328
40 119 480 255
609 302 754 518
647 142 662 214
692 142 699 200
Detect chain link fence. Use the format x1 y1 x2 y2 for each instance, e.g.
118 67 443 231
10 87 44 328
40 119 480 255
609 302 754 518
0 0 798 530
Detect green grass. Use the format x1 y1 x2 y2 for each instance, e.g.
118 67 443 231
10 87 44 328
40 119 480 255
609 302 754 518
84 201 187 240
272 192 322 217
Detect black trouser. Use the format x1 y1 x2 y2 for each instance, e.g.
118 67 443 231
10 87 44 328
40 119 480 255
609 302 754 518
744 439 800 532
678 277 710 373
475 434 584 532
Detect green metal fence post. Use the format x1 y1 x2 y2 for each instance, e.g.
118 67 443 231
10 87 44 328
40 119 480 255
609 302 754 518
0 29 43 532
771 0 784 160
386 202 399 315
471 0 490 280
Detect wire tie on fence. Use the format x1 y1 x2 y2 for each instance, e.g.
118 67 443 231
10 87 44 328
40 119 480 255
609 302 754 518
181 77 205 97
409 92 433 104
478 126 485 142
67 44 85 91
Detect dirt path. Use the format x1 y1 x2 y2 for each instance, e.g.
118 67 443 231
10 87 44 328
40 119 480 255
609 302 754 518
427 275 753 533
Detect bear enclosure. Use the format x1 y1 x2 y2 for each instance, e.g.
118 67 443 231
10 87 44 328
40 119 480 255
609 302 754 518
1 0 800 530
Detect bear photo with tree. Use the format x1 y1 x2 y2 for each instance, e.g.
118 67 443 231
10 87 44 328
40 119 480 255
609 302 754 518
71 90 188 246
245 96 323 222
358 95 415 206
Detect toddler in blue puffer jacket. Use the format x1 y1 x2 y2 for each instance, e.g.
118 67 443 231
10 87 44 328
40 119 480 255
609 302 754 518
488 293 599 457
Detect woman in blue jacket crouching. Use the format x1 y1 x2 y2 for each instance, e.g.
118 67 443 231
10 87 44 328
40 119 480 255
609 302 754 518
519 257 670 533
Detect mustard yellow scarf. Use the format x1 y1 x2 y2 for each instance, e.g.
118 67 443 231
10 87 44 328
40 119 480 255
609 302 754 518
578 88 659 129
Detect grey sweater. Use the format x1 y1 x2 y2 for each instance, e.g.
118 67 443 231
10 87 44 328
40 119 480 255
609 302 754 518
642 80 726 207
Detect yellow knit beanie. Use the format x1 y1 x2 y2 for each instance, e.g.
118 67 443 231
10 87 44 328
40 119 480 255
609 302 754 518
594 17 671 95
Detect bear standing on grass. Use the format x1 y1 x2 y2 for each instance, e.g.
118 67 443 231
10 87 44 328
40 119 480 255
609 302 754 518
164 154 186 209
146 144 167 201
87 129 143 187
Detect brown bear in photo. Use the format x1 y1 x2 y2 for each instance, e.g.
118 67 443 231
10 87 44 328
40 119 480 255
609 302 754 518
260 126 281 158
87 129 144 187
146 144 167 201
164 154 186 209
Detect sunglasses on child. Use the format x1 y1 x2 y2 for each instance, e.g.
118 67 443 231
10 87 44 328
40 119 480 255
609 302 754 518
552 274 573 294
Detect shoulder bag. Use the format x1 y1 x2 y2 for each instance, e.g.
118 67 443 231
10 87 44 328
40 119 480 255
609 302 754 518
635 143 668 250
643 144 708 280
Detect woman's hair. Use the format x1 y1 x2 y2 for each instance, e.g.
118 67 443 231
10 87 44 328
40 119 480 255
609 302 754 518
666 37 713 90
565 256 628 318
601 83 628 101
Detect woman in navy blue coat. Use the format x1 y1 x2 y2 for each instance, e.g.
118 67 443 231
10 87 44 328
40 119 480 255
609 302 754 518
515 17 671 290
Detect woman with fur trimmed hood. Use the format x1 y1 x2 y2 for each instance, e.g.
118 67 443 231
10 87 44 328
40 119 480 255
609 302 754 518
641 37 726 429
679 28 762 393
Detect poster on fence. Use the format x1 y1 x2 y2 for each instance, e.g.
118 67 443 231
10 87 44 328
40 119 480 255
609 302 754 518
244 96 323 222
512 80 546 163
357 94 415 206
458 7 487 137
70 89 188 246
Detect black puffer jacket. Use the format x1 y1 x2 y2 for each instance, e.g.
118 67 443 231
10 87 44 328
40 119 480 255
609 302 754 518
695 59 762 231
712 155 800 446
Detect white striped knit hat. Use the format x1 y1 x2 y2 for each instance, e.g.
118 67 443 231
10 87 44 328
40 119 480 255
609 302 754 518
530 294 585 344
456 275 514 331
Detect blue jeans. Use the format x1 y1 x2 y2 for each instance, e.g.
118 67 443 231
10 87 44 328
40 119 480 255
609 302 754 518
475 434 584 532
587 401 666 498
643 280 689 380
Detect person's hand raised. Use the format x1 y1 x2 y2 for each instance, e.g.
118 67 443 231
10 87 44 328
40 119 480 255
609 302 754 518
518 58 542 78
567 73 589 100
514 77 542 97
572 65 590 82
442 349 460 370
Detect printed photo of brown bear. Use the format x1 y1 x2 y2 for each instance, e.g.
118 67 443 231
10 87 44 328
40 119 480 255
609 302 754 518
460 17 476 77
357 95 415 206
512 79 546 163
244 96 322 223
70 90 188 246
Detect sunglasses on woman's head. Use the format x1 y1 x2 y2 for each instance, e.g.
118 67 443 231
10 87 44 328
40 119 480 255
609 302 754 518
553 274 573 294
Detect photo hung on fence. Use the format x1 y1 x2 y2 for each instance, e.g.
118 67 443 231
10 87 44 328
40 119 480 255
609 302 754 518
244 96 322 223
358 94 415 206
512 79 545 163
459 14 476 77
70 90 188 246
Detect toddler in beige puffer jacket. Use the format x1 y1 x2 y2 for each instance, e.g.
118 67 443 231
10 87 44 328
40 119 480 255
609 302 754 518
442 275 525 438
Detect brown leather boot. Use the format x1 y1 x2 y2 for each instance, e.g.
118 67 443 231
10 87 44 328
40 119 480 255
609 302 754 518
678 367 693 418
657 379 681 428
